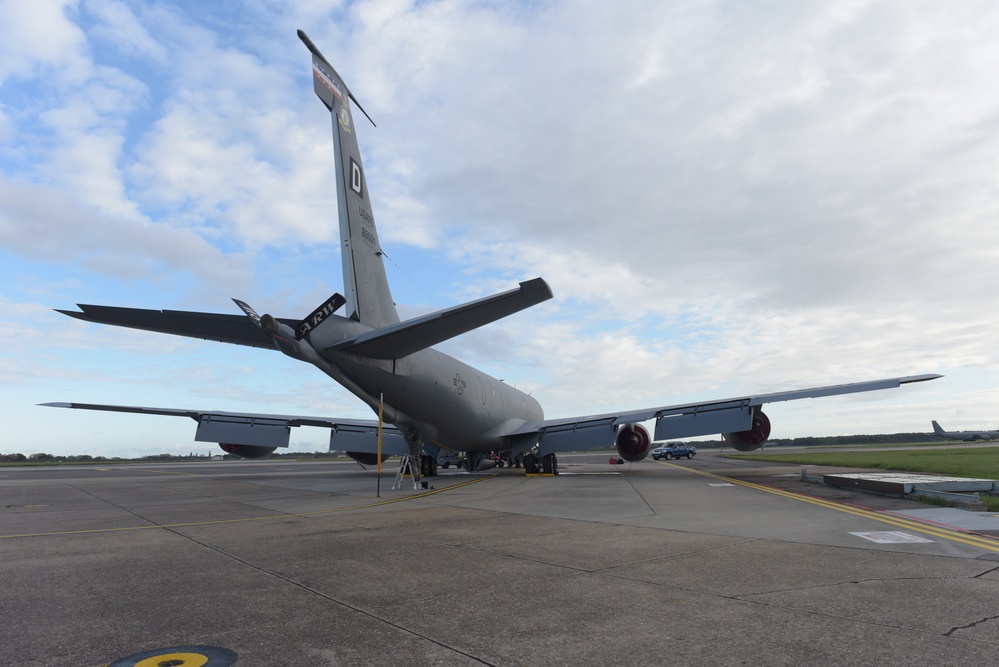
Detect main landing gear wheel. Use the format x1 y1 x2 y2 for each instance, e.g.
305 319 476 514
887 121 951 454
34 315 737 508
420 454 438 477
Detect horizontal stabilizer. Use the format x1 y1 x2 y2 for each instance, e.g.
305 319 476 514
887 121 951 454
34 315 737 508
327 278 554 359
57 305 302 350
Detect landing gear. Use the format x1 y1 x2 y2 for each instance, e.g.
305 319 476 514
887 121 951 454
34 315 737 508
523 452 558 475
495 450 524 468
420 454 438 477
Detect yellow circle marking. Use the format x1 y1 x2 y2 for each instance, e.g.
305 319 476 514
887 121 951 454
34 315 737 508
134 653 209 667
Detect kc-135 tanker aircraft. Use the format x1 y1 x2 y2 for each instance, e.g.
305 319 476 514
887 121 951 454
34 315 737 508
45 31 940 481
931 421 999 442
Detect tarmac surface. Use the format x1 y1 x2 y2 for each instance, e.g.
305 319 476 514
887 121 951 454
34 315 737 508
3 451 999 666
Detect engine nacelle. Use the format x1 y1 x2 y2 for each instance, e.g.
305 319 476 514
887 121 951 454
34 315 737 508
615 423 652 462
346 451 390 466
219 444 277 459
722 409 772 451
463 452 496 471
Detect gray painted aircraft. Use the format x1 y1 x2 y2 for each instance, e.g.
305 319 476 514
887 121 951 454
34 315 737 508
44 31 941 481
931 421 999 441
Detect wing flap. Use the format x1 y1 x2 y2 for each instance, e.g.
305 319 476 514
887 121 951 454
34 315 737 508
538 418 617 455
327 277 553 359
195 414 293 447
654 405 753 440
330 423 408 456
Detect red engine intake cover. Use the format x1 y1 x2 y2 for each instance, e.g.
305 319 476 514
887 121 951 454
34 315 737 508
615 423 651 462
723 410 772 452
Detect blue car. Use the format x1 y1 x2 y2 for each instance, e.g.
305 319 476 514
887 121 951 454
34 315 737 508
652 443 696 460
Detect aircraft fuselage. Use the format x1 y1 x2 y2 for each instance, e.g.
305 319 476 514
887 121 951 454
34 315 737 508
310 314 543 453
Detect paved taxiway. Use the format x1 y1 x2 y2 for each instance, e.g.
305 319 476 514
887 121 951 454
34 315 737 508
3 453 998 666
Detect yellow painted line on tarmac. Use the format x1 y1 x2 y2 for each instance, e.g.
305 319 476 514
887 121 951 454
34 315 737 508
657 460 999 553
0 475 494 540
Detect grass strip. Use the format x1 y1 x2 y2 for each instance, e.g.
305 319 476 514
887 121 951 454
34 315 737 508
723 446 999 480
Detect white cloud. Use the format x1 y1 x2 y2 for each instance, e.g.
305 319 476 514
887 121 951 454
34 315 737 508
85 0 170 63
0 177 252 290
0 105 11 142
0 0 90 83
347 1 999 355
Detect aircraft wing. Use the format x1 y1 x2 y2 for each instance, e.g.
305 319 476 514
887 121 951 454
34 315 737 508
40 402 408 455
508 374 942 456
57 305 303 349
326 277 553 360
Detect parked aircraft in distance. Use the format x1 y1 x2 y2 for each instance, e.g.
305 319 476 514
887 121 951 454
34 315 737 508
931 421 999 442
43 31 941 483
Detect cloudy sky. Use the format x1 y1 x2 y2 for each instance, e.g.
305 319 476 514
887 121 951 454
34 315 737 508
2 0 998 458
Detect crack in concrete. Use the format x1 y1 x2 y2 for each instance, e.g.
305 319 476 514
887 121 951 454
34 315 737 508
162 528 499 666
972 563 999 578
944 614 999 637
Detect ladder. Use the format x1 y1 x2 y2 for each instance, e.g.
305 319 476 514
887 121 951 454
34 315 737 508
392 455 424 491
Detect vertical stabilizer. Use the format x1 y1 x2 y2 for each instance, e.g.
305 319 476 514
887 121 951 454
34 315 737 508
299 30 399 327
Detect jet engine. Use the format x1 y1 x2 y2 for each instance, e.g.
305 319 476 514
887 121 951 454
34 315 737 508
219 444 277 459
722 409 771 451
615 423 651 462
346 451 390 466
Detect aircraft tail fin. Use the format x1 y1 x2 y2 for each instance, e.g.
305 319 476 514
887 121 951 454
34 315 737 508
931 420 945 435
299 30 399 328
